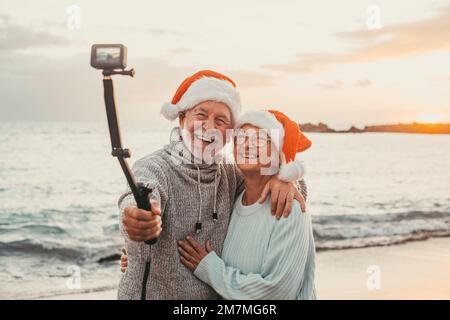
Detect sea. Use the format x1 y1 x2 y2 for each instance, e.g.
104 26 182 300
0 121 449 299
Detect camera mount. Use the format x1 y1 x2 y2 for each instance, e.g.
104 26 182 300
102 68 135 77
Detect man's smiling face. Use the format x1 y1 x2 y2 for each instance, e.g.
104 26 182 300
179 101 233 156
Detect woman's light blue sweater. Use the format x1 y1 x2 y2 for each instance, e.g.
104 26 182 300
194 191 316 300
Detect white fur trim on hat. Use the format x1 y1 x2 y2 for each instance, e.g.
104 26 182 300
161 76 241 121
160 102 181 121
278 154 305 182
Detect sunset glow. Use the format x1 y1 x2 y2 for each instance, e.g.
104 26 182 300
416 114 445 124
1 0 449 126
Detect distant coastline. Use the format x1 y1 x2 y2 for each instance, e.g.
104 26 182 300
300 122 450 134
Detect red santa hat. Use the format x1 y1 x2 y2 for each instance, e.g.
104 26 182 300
161 70 241 121
236 109 312 182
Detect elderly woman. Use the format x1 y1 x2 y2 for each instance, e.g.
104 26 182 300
176 109 316 299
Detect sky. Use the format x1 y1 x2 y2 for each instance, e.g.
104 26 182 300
1 0 449 126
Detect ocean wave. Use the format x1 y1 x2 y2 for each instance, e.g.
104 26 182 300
312 210 450 250
0 239 83 259
1 210 449 260
0 238 123 266
0 224 66 235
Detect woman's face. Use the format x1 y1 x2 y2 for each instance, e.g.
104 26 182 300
233 124 279 176
179 101 233 155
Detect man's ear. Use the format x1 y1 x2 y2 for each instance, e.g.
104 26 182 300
179 112 185 128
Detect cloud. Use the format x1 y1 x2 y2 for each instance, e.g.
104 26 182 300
0 50 277 121
0 14 10 23
168 47 191 55
0 14 68 53
263 6 450 73
317 80 343 90
0 51 194 121
148 28 185 37
231 70 277 88
354 79 372 87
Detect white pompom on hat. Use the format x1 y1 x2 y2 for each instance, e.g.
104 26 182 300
236 109 312 182
161 70 241 122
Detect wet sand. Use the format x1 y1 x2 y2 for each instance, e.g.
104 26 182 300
41 237 450 300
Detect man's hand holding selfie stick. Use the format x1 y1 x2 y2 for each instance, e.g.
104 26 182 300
123 201 162 242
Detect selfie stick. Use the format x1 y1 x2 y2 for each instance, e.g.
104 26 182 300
102 69 157 246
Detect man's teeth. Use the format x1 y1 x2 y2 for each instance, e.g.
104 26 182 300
195 134 214 143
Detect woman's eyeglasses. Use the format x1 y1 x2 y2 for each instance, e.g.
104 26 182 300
234 130 272 148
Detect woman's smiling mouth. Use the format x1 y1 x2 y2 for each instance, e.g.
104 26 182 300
240 152 259 160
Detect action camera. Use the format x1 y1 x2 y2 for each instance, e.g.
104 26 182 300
90 44 127 70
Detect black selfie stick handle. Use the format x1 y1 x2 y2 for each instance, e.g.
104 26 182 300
103 76 158 246
136 184 158 246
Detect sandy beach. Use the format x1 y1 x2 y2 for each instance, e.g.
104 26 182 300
40 237 450 300
316 237 450 299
